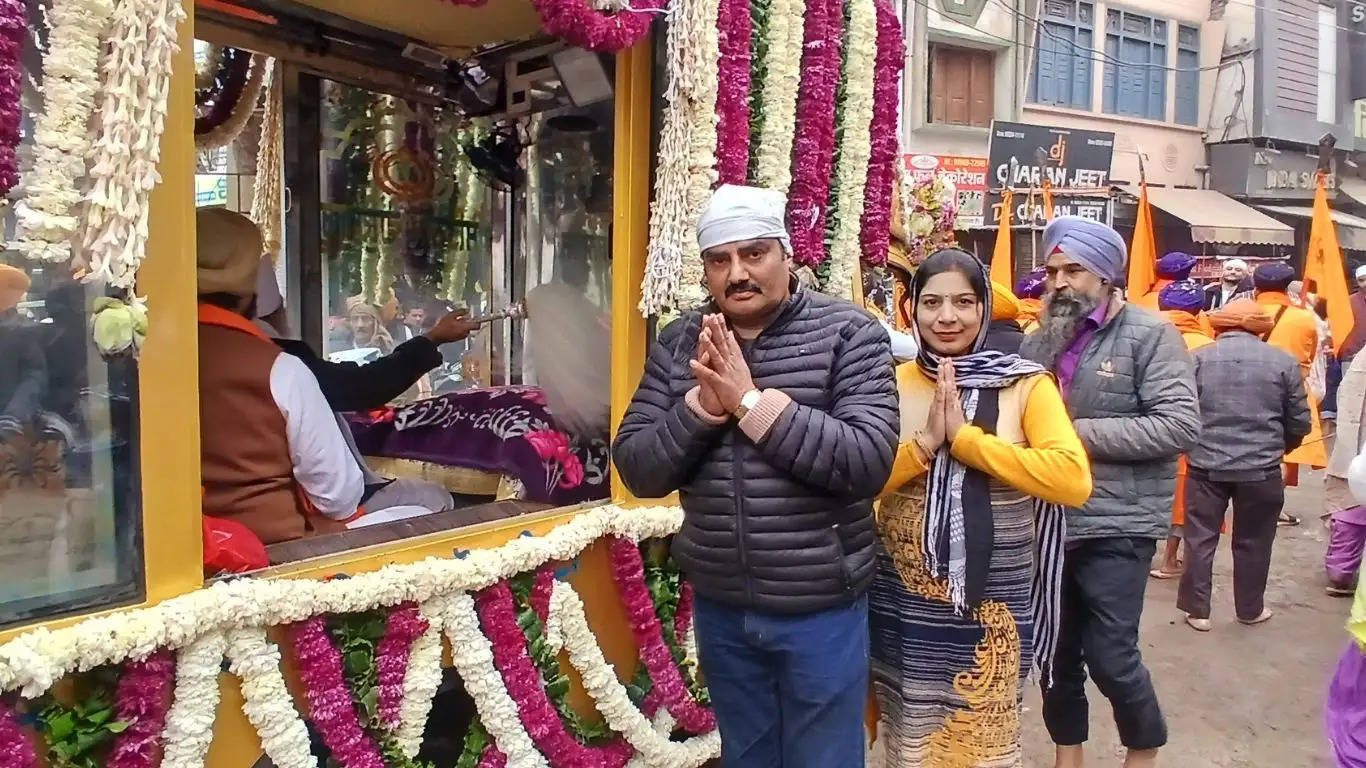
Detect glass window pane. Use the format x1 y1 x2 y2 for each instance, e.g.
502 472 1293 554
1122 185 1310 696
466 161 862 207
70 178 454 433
0 21 144 621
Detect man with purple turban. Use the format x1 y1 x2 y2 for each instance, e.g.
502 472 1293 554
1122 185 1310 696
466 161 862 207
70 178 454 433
1134 251 1197 312
1150 280 1216 580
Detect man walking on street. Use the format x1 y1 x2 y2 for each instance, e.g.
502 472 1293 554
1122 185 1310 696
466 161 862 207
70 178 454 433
1179 299 1311 631
612 184 898 768
1023 216 1201 768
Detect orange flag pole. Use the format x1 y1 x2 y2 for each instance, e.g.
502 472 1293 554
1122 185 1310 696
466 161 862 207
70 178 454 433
1127 153 1157 297
1041 177 1055 221
1306 170 1355 354
991 188 1014 288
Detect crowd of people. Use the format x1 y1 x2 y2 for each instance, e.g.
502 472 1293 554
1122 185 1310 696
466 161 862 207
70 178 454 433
615 183 1366 767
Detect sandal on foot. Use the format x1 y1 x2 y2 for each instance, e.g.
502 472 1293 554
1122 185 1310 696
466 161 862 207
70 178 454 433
1238 609 1274 625
1278 513 1301 527
1185 615 1212 632
1327 585 1355 597
1149 568 1182 580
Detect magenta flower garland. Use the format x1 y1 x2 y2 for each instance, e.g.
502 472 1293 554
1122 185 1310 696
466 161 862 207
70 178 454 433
0 699 34 768
530 567 555 623
474 581 634 768
607 537 715 734
785 0 843 268
288 617 386 768
107 650 176 768
376 604 429 730
531 0 662 53
476 745 507 767
713 0 753 185
857 0 904 267
0 0 25 196
674 581 695 642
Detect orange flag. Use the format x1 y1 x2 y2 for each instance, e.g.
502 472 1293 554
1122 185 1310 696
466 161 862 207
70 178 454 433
1127 182 1157 297
1041 178 1055 221
991 188 1014 288
1305 172 1355 354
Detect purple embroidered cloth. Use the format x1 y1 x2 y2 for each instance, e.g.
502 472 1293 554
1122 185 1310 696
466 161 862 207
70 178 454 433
1327 640 1366 767
346 387 609 506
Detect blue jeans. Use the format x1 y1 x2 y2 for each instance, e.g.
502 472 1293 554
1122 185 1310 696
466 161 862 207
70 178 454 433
693 594 869 768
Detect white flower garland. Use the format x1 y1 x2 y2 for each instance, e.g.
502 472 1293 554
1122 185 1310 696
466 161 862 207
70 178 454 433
751 0 805 193
443 592 551 768
81 0 187 288
194 53 270 151
639 0 720 316
394 599 447 758
12 0 114 264
161 631 228 768
548 582 720 768
225 628 315 768
250 60 284 260
823 0 877 300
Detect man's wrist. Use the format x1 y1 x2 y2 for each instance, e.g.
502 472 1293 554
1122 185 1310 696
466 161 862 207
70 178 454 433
732 388 762 419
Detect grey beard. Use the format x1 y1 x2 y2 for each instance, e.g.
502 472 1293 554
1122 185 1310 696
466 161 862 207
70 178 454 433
1033 290 1104 371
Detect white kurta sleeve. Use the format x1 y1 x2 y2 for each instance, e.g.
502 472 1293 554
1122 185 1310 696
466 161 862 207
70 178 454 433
269 353 365 520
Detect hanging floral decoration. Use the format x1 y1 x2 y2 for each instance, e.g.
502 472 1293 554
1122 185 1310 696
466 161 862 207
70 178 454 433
0 0 26 197
250 60 284 260
195 53 270 151
857 0 904 268
638 0 720 315
821 0 876 299
713 0 751 185
12 0 115 265
902 169 959 266
82 0 188 289
785 0 842 270
0 505 719 768
747 0 802 192
531 0 663 53
193 46 251 137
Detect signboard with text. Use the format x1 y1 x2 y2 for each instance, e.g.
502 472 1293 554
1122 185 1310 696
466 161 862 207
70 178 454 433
986 120 1115 228
903 154 988 228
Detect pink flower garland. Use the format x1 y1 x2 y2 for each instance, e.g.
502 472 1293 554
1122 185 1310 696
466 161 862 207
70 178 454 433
530 567 555 624
475 581 634 768
376 604 429 730
607 538 715 734
531 0 662 53
714 0 753 185
785 0 843 268
0 0 25 196
674 581 694 642
107 651 176 768
476 745 507 768
288 617 386 768
857 0 905 267
0 699 34 768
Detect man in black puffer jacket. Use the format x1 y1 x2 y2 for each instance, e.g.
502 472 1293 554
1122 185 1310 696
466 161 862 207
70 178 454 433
613 185 898 768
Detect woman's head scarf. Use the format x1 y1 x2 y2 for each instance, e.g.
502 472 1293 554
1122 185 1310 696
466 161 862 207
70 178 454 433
910 248 1066 680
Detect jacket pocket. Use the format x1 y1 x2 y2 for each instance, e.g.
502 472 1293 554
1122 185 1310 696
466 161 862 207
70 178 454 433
830 524 852 590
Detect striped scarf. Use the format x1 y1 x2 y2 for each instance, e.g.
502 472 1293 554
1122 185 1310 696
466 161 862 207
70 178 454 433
913 260 1067 680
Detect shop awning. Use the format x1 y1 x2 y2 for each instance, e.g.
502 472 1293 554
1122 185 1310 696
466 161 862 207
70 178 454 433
1338 177 1366 206
1116 186 1295 246
1256 204 1366 251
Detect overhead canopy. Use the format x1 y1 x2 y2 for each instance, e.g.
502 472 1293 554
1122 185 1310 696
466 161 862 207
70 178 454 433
1116 185 1295 246
1338 177 1366 206
1257 204 1366 251
282 0 544 52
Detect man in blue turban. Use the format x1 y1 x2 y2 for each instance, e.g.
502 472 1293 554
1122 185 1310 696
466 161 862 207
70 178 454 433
1023 216 1199 768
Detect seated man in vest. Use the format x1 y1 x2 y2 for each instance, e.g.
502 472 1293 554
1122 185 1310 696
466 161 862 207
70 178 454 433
197 209 452 544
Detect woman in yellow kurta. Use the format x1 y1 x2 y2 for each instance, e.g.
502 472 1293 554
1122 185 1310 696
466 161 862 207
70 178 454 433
869 249 1092 767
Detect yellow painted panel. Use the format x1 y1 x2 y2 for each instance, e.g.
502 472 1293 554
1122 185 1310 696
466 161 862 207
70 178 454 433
609 40 652 504
138 2 205 603
287 0 543 54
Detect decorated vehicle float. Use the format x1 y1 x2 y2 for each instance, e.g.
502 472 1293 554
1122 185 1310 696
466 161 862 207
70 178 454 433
0 0 904 763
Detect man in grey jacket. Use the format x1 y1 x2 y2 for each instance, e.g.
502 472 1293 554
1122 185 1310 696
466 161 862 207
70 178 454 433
1179 298 1310 631
1022 217 1200 768
613 185 898 768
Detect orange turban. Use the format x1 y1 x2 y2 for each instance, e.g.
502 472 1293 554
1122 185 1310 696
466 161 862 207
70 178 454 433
0 264 30 312
1208 297 1275 336
990 281 1021 321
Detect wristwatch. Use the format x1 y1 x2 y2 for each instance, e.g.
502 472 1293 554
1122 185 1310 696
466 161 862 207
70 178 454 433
733 389 762 420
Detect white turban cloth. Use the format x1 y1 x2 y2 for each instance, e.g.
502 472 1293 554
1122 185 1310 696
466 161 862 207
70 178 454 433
696 184 793 255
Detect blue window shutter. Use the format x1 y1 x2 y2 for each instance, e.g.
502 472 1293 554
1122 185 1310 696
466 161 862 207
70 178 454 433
1031 27 1054 104
1103 35 1118 112
1175 26 1199 125
1075 27 1094 108
1148 43 1167 119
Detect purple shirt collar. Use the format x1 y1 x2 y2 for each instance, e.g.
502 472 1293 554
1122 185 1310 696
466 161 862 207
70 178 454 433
1057 302 1110 395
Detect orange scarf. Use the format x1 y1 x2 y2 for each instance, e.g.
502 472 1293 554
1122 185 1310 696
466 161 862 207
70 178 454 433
1210 298 1275 336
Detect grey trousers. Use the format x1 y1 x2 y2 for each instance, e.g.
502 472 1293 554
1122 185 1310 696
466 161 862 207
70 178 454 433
1177 467 1284 621
362 477 455 514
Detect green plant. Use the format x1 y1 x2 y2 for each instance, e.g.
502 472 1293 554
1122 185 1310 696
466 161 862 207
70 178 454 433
35 669 128 768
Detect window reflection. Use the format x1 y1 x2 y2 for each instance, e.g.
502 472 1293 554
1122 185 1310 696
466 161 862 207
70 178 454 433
0 263 142 624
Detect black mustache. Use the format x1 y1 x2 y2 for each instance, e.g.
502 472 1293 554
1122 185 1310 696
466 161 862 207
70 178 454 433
726 283 762 297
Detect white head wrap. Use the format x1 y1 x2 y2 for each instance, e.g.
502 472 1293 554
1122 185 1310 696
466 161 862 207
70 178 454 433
1355 265 1366 280
1225 258 1248 271
696 184 792 255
